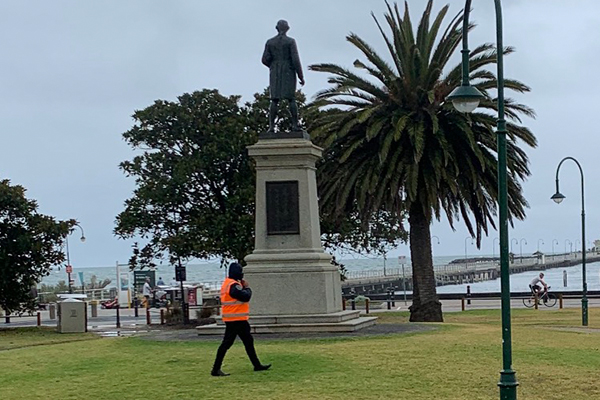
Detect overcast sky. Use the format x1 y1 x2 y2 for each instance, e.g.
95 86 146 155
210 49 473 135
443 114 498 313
1 0 599 267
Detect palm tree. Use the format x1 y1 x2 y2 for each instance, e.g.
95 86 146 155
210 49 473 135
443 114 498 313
309 1 537 322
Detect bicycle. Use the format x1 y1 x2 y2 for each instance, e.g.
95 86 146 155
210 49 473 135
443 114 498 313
523 285 557 308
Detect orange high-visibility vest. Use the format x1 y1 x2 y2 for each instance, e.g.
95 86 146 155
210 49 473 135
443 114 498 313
220 278 250 322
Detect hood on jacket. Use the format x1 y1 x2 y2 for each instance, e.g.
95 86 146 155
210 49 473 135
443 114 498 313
228 262 244 280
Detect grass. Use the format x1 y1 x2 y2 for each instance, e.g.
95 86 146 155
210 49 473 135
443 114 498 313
1 309 600 399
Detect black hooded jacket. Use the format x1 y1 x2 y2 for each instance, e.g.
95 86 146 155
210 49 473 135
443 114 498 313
228 263 252 302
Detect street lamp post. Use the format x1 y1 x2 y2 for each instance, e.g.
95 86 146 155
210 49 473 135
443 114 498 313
551 156 587 326
66 223 86 294
493 237 499 259
510 238 518 262
446 0 518 397
565 239 572 255
519 239 527 263
465 236 473 269
537 239 544 253
552 239 558 260
432 235 441 245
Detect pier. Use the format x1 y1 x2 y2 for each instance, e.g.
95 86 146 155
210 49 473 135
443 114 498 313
341 252 600 296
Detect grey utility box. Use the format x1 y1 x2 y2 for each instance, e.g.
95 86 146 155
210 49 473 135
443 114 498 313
57 299 87 333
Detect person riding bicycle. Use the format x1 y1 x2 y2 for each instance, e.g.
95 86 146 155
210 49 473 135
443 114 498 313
529 272 548 301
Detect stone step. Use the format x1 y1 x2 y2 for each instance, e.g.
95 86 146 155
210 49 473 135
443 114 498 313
246 310 360 325
197 316 377 335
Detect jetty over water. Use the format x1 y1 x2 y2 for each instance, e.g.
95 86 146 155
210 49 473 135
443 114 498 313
342 252 600 296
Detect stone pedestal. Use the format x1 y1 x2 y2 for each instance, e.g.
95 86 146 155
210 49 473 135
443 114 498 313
244 138 342 316
197 136 376 334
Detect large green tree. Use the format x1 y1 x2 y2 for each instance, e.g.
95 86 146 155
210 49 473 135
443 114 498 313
309 1 537 321
0 180 74 313
115 89 256 267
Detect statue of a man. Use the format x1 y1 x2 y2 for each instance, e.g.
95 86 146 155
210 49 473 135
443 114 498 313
262 20 305 133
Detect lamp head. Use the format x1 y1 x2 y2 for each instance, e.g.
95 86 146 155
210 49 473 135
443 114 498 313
80 235 86 243
551 192 566 204
446 84 485 113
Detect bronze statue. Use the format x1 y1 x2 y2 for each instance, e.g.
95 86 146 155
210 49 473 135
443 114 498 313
262 20 305 133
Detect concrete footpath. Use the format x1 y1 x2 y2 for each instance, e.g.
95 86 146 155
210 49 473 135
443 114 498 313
2 298 598 334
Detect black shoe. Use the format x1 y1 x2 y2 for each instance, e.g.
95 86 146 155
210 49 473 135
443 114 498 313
211 369 230 377
254 364 271 371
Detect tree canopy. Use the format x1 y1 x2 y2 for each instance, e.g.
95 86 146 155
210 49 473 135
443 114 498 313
0 179 74 313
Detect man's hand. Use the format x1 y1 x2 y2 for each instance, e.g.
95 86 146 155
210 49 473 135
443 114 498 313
241 279 249 288
299 77 305 86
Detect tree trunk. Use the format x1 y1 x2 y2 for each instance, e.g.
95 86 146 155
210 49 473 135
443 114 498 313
408 204 443 322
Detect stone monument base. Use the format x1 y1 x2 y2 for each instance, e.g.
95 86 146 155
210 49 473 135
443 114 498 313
196 310 377 334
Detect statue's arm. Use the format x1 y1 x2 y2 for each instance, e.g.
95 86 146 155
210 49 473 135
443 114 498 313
261 43 272 67
291 39 304 81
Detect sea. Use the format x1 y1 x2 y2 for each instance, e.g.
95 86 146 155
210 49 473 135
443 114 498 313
41 254 600 294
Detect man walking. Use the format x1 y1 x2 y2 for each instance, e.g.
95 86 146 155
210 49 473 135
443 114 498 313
211 262 271 377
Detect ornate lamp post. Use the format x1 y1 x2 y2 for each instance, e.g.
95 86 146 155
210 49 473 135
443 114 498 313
552 239 558 260
510 238 518 262
565 239 572 254
66 223 86 294
519 239 527 263
465 236 473 269
446 0 518 397
551 156 587 326
493 237 499 259
432 235 441 245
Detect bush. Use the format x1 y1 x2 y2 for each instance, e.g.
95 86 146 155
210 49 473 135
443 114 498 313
164 306 183 324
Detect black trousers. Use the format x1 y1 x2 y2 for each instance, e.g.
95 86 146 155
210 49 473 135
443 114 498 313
213 320 261 370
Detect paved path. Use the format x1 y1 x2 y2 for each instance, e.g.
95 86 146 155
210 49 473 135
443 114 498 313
3 298 598 333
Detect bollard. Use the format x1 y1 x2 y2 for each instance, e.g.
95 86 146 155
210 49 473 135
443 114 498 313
91 301 98 318
49 303 56 320
563 270 567 287
4 314 10 324
534 293 538 310
351 299 356 311
466 285 471 305
365 298 370 314
37 311 41 327
559 294 563 309
342 298 346 311
134 298 139 318
461 297 466 311
146 306 151 325
387 299 391 310
160 308 165 325
116 305 121 328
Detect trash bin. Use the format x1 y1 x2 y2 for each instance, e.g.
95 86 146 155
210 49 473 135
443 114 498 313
57 299 87 333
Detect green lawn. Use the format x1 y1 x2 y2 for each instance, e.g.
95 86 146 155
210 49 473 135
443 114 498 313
1 309 600 399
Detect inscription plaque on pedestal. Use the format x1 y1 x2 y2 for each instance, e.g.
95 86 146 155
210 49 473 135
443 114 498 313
266 181 299 235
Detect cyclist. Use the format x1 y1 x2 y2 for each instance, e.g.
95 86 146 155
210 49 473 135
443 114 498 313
529 272 548 301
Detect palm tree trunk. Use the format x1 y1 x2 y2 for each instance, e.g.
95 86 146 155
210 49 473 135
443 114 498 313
408 204 443 322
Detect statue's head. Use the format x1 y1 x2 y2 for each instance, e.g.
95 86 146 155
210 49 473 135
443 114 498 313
276 20 290 34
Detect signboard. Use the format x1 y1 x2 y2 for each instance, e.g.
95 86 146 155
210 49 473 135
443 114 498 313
133 270 156 293
266 181 300 235
78 271 84 286
116 263 131 307
175 265 186 282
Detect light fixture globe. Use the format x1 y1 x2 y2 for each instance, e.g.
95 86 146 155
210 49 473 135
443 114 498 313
80 235 86 243
551 192 566 204
446 84 485 113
